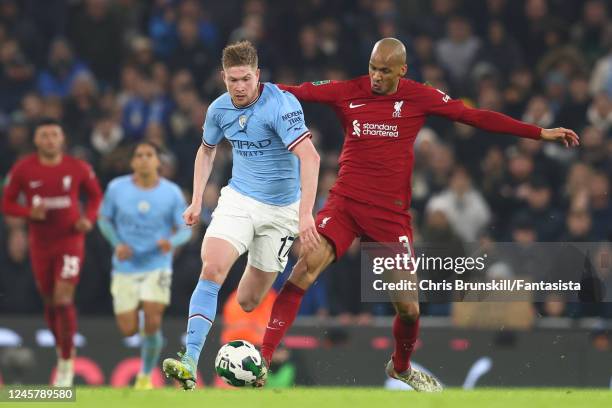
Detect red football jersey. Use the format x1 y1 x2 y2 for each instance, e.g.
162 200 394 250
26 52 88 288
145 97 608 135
2 154 103 245
279 76 541 214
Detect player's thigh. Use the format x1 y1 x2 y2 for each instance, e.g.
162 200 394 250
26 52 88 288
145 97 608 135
140 269 171 329
288 238 336 289
200 237 241 283
359 210 418 304
115 309 139 337
142 301 166 334
30 248 55 300
236 264 278 312
51 246 83 304
203 188 255 281
314 193 361 261
110 272 141 317
357 205 414 250
204 185 256 257
249 198 300 274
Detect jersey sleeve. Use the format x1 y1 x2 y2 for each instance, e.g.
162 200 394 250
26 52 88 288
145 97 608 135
272 90 312 151
413 83 469 120
277 80 345 104
1 163 30 218
415 83 541 139
168 184 191 249
171 185 188 227
99 180 117 220
202 105 224 148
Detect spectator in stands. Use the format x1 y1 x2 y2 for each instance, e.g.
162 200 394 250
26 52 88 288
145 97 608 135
435 15 481 94
36 38 90 98
0 38 35 112
588 172 612 240
68 0 123 85
426 166 491 242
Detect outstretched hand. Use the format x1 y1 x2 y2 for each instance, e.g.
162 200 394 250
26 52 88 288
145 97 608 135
540 127 580 148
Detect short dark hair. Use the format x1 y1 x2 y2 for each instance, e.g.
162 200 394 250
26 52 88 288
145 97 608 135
132 141 162 158
34 118 62 130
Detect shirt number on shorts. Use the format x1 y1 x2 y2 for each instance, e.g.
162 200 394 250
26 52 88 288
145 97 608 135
60 255 80 279
278 236 296 259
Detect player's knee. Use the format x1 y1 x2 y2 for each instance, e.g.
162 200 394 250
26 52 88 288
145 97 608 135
396 303 420 323
117 321 138 337
289 259 315 288
52 295 73 306
237 297 259 313
200 262 226 283
144 316 162 334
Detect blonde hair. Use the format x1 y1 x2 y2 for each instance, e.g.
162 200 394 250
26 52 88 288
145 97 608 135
222 41 258 69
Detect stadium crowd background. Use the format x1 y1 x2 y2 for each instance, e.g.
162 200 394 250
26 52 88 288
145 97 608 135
0 0 611 321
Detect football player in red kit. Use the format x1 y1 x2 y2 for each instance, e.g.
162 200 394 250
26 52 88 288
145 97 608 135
257 38 579 391
1 119 103 386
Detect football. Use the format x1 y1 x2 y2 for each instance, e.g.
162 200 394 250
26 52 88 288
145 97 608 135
214 340 265 387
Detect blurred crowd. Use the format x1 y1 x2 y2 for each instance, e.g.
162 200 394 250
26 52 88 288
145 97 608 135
0 0 611 322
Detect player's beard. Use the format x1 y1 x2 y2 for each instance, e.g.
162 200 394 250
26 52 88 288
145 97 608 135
38 148 62 162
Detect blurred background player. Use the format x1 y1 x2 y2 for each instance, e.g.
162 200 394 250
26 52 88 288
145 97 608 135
1 118 102 386
258 38 580 391
97 142 191 390
162 40 320 390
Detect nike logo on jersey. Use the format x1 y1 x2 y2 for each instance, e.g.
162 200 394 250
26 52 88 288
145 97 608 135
29 180 43 188
349 102 366 108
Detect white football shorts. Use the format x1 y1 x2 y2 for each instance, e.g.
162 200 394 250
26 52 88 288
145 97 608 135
204 186 299 273
110 268 172 314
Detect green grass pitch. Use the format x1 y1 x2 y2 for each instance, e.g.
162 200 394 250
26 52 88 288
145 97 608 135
47 387 612 408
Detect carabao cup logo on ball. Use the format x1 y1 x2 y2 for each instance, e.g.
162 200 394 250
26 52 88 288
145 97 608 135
215 340 264 387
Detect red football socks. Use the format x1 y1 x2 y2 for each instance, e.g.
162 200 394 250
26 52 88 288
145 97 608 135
391 314 419 373
44 304 57 338
54 304 77 359
260 281 305 364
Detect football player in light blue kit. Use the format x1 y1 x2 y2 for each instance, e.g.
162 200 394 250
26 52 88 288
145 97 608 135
162 41 320 390
98 141 191 389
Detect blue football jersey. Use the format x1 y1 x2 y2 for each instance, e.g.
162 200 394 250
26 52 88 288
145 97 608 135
100 176 189 273
202 82 311 206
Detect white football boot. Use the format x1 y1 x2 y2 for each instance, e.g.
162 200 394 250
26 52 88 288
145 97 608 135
385 360 443 392
53 358 74 387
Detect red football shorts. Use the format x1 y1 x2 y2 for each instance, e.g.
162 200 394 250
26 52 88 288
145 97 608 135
30 239 84 296
315 192 414 260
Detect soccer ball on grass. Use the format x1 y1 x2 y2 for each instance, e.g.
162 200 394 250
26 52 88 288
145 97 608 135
214 340 265 387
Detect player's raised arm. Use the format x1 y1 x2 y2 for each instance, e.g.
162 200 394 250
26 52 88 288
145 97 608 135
416 84 580 147
277 80 344 104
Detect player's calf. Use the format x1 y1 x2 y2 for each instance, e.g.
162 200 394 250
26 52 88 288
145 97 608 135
394 301 420 324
